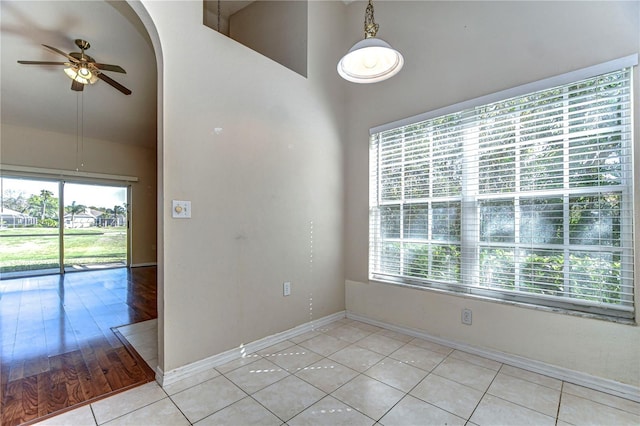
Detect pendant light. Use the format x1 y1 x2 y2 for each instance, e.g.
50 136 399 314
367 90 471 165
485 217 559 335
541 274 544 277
337 0 404 84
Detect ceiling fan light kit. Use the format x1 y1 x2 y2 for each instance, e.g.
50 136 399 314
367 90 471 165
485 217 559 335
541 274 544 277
64 66 98 85
338 0 404 84
17 39 131 95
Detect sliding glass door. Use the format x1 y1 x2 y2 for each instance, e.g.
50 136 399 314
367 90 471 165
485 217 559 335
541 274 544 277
0 176 129 278
63 183 128 272
0 177 61 276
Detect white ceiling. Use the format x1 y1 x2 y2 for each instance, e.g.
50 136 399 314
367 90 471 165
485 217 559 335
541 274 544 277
1 0 157 149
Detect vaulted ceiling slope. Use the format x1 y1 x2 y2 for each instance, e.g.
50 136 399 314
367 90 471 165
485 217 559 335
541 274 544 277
1 0 157 149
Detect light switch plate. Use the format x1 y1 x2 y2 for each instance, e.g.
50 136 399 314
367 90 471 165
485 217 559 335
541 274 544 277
172 200 191 218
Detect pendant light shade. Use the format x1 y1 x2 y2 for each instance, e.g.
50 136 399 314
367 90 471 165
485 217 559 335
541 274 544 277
338 0 403 84
337 37 404 83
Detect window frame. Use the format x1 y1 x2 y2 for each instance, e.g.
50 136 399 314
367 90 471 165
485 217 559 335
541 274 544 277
369 55 638 321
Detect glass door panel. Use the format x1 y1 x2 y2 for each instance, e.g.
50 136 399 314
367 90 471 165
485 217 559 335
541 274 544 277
0 177 60 277
63 183 128 271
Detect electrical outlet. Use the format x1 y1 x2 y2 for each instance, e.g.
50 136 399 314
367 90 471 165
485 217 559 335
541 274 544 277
283 281 291 296
462 308 472 325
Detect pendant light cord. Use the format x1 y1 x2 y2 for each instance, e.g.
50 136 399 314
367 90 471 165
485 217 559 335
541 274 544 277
364 0 379 39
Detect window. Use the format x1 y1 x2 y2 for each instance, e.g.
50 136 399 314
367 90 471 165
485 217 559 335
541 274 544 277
369 57 636 320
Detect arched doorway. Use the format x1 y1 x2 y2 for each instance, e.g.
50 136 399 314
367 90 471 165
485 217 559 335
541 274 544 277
0 1 163 423
125 0 164 382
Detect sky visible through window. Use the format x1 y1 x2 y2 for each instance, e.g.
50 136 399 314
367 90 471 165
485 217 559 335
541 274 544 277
1 177 126 210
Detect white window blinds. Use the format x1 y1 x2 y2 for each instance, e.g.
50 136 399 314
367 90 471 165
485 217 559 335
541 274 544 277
369 58 636 319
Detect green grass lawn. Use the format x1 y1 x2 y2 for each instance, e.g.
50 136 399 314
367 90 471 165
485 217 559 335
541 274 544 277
0 226 127 273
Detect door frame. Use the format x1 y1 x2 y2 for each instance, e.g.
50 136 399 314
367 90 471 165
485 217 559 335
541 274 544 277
60 179 131 273
0 165 138 277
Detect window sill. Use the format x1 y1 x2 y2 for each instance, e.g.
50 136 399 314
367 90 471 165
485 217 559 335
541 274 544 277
367 277 637 326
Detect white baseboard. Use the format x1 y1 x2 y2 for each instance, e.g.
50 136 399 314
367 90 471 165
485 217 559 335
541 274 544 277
155 308 638 402
347 311 640 403
157 311 346 387
130 262 157 268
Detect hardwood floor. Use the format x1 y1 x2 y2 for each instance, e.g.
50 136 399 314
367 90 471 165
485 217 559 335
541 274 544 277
0 267 157 426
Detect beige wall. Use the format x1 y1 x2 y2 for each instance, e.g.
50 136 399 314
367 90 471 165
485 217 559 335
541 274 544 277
140 0 346 372
343 1 640 386
0 123 157 265
5 0 637 391
230 0 307 77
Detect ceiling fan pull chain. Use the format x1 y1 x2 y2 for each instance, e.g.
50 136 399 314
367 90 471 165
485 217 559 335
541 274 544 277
75 91 85 171
76 92 80 171
80 91 84 169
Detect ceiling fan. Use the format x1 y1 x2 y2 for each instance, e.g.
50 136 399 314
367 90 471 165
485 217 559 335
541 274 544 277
17 39 131 95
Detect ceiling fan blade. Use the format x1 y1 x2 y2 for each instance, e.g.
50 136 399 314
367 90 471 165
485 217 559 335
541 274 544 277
71 80 84 91
18 60 69 66
97 73 131 95
94 63 126 73
42 44 78 62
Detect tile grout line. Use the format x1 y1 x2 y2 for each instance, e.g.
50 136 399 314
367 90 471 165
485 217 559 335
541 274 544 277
166 383 246 425
232 333 384 424
101 317 639 426
298 362 379 424
248 391 299 424
89 404 99 426
331 337 460 423
401 346 480 422
464 358 503 424
560 387 640 417
287 393 379 425
214 348 321 424
98 320 428 424
246 340 344 417
498 366 562 391
474 363 562 422
217 356 293 421
91 383 170 425
368 354 415 423
161 379 194 424
555 381 565 426
313 338 418 423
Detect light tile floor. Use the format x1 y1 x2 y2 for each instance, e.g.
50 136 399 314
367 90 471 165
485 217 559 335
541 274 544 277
35 318 640 426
